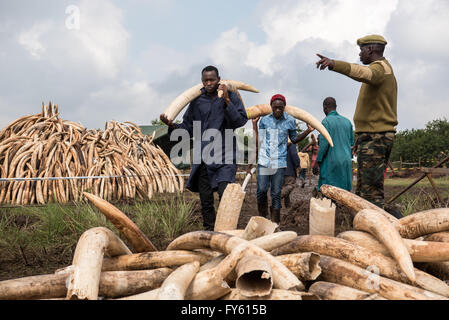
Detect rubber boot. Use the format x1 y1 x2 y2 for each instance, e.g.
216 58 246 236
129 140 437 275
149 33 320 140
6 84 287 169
384 204 403 219
258 201 268 218
270 207 281 224
284 194 291 209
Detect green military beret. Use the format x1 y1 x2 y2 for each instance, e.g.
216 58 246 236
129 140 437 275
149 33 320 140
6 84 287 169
357 35 387 46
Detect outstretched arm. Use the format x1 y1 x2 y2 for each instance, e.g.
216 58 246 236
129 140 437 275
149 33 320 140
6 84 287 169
316 53 387 86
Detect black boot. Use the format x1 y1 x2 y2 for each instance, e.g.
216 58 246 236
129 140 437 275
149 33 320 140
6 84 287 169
258 201 268 218
384 204 403 219
270 207 281 224
284 195 291 209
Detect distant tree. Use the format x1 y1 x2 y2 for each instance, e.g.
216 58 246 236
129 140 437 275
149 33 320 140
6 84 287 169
390 118 449 165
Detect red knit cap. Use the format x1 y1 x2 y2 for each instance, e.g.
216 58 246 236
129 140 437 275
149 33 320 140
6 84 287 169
270 94 286 105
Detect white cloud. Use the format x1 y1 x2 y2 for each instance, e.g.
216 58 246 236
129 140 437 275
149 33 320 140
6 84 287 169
15 0 129 79
211 28 275 75
388 0 449 58
1 0 449 133
262 0 398 52
18 21 53 59
76 80 162 128
71 0 129 78
210 0 399 76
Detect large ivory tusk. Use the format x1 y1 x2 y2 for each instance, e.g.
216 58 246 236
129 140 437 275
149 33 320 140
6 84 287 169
394 209 449 239
337 230 391 256
184 243 246 300
275 253 322 281
241 216 278 240
0 269 172 300
220 229 246 237
309 197 336 236
166 231 304 291
235 255 273 298
199 231 297 273
319 255 448 300
163 80 259 121
309 281 386 300
353 209 416 283
66 227 132 300
157 261 200 300
98 269 173 298
118 245 246 300
116 288 160 300
245 104 334 147
0 273 68 300
249 231 297 252
339 230 449 263
83 192 158 252
214 183 246 232
101 250 215 271
272 235 449 297
320 184 398 224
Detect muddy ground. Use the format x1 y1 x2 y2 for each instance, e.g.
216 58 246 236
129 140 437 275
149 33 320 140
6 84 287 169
235 175 355 235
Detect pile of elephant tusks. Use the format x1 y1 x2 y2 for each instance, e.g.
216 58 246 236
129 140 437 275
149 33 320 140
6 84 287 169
0 102 184 205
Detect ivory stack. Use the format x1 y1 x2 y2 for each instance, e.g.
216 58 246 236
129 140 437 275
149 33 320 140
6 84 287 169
0 103 184 205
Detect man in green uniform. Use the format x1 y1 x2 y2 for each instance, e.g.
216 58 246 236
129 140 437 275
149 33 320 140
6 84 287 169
313 97 354 192
315 35 398 212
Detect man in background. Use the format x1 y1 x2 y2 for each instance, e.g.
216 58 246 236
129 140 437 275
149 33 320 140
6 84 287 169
313 97 354 191
282 140 300 209
297 150 310 188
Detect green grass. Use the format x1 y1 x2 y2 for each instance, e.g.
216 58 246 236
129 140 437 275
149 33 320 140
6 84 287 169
0 193 202 277
385 175 449 189
395 188 448 216
384 176 449 216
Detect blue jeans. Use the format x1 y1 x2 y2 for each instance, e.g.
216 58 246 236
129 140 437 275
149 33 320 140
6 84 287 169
257 165 286 210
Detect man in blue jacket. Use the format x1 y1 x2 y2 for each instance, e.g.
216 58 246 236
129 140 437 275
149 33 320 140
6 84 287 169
251 94 314 223
160 66 248 230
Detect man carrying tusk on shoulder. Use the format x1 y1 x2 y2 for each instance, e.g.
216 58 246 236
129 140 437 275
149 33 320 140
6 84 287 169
248 94 314 224
160 66 248 231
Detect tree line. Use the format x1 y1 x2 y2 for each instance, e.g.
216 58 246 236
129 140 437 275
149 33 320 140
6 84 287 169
390 118 449 164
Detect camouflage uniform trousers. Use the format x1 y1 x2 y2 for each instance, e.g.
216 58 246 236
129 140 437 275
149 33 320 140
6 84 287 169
355 132 395 209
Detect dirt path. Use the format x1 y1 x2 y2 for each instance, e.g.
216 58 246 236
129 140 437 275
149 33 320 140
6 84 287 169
237 175 355 235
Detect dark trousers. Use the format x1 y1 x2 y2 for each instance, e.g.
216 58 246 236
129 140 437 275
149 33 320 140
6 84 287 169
299 169 307 180
256 165 286 210
197 164 228 231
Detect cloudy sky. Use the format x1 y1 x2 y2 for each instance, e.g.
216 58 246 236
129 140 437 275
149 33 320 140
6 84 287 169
0 0 448 132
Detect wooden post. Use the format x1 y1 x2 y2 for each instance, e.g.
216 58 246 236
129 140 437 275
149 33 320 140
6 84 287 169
386 155 449 205
426 173 443 205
